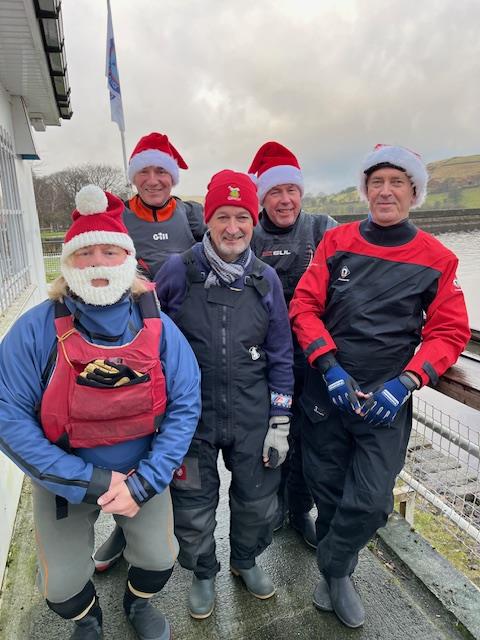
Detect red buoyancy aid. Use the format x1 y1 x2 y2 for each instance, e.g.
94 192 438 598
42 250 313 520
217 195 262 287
40 291 167 449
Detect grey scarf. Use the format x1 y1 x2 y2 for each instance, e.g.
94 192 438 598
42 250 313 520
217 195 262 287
202 231 252 289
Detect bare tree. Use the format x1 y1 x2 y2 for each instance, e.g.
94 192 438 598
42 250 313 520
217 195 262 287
34 164 130 231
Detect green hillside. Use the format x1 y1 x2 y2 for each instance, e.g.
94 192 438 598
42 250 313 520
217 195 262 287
303 154 480 215
428 155 480 185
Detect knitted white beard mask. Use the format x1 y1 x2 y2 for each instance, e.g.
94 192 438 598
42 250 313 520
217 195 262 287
61 255 137 306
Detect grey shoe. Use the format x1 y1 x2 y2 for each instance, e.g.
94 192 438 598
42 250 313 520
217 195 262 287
93 525 126 573
289 511 317 550
128 598 171 640
230 565 276 599
329 576 365 628
188 575 215 619
69 614 103 639
312 573 333 612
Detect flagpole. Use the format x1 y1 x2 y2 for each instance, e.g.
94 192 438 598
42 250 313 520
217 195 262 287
106 0 129 187
120 129 129 187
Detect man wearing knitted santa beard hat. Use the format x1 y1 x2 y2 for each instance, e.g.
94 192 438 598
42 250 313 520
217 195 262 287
0 182 201 639
60 185 138 306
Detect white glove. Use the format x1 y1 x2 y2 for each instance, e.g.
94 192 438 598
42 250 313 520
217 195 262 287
262 416 290 469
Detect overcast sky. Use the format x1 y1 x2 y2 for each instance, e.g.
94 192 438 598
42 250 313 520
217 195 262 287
33 0 480 197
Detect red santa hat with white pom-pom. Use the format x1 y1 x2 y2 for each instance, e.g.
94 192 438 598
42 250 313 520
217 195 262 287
127 132 188 185
61 184 135 262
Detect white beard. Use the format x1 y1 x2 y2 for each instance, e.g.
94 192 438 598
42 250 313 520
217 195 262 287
62 255 138 306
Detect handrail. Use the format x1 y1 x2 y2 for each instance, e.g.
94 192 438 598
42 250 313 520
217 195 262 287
435 344 480 411
413 409 480 460
399 469 480 543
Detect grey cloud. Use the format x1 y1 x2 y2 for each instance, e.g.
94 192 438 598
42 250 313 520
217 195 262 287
34 0 480 198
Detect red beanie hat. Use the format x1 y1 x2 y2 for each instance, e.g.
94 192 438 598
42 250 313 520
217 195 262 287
204 170 259 225
248 141 304 204
61 185 134 262
128 132 188 185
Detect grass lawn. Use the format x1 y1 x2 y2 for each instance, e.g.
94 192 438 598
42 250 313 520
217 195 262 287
395 495 480 588
460 185 480 207
43 255 60 282
41 230 65 240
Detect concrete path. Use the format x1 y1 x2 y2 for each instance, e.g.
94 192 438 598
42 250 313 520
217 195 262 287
0 473 474 640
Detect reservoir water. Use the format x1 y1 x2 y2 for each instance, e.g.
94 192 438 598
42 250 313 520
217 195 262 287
436 229 480 329
420 228 480 435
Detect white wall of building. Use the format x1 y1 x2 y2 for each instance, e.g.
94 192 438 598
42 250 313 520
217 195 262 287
0 82 48 584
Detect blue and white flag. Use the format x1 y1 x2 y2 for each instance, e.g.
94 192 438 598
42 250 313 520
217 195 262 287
105 0 125 132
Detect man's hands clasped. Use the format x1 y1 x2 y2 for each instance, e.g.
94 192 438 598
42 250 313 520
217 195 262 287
361 374 419 426
97 470 140 518
316 354 419 427
323 363 364 414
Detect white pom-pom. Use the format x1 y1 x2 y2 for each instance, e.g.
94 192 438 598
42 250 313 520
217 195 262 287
75 185 108 215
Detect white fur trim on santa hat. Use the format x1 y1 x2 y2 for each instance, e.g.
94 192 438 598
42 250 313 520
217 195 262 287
256 165 304 204
128 149 179 185
75 185 108 214
358 145 429 208
61 230 135 263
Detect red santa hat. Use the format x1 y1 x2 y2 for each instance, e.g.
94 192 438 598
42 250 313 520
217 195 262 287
204 170 259 225
128 132 188 185
359 144 429 208
248 141 304 204
61 185 135 262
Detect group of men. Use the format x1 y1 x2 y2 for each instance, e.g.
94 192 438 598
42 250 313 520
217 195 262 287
0 133 470 639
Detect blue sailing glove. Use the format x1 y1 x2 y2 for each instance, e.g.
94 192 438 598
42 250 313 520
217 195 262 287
362 373 418 426
316 353 362 414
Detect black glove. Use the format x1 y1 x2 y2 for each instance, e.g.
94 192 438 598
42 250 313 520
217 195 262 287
78 359 147 388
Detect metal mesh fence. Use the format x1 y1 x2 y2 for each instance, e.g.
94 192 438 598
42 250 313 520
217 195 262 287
402 394 480 560
42 238 63 281
0 126 31 316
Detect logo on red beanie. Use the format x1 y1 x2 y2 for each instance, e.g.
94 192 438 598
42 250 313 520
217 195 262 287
227 186 241 200
204 170 259 225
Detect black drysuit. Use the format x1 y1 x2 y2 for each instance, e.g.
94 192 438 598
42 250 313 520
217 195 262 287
252 210 336 516
156 246 294 578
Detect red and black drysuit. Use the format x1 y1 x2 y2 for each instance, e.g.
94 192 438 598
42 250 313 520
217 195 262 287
289 217 470 578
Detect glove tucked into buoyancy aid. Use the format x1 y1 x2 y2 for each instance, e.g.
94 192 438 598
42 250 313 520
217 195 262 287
78 359 148 388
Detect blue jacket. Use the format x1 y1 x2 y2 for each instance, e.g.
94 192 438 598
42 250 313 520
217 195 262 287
0 293 201 504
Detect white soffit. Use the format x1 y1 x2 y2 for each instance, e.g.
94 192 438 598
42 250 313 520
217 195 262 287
0 0 60 126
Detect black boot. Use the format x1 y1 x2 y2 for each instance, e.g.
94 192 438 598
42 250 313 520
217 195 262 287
125 595 171 640
289 511 317 549
69 609 103 639
47 585 103 639
328 576 365 628
312 573 332 612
